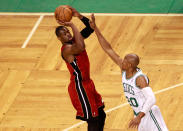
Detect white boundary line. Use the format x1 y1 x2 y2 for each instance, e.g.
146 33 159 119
21 15 44 48
0 12 183 16
63 82 183 131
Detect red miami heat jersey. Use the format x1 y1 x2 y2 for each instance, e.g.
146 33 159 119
61 45 90 81
61 45 104 121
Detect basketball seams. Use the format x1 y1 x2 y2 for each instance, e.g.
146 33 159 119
55 5 72 22
63 7 66 21
64 7 71 22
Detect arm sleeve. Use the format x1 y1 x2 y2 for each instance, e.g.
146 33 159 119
80 16 94 38
141 87 156 114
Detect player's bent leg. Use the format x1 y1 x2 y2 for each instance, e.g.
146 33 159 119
87 120 99 131
98 107 106 131
138 105 168 131
151 105 168 131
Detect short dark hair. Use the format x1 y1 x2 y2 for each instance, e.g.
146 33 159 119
55 26 65 37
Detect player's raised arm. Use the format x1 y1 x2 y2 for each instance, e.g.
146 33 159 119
57 21 85 53
90 14 123 68
68 6 94 39
68 22 85 49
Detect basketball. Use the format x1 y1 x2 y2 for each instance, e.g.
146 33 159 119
54 5 72 22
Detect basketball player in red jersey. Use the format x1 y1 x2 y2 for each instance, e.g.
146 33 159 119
55 6 106 131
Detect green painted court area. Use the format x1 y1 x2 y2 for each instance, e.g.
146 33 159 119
0 0 182 13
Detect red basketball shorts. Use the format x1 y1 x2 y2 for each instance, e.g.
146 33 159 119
68 79 104 121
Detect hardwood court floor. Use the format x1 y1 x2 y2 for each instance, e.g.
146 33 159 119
0 14 183 131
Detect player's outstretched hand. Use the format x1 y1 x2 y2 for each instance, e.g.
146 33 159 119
89 13 96 30
66 5 81 17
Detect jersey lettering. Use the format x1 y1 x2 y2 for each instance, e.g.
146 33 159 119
123 83 135 95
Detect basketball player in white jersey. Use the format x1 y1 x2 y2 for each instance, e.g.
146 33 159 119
89 14 168 131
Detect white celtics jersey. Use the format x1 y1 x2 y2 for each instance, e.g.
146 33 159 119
122 68 149 116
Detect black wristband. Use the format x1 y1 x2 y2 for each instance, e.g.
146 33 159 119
80 16 94 38
80 27 94 38
80 16 90 27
